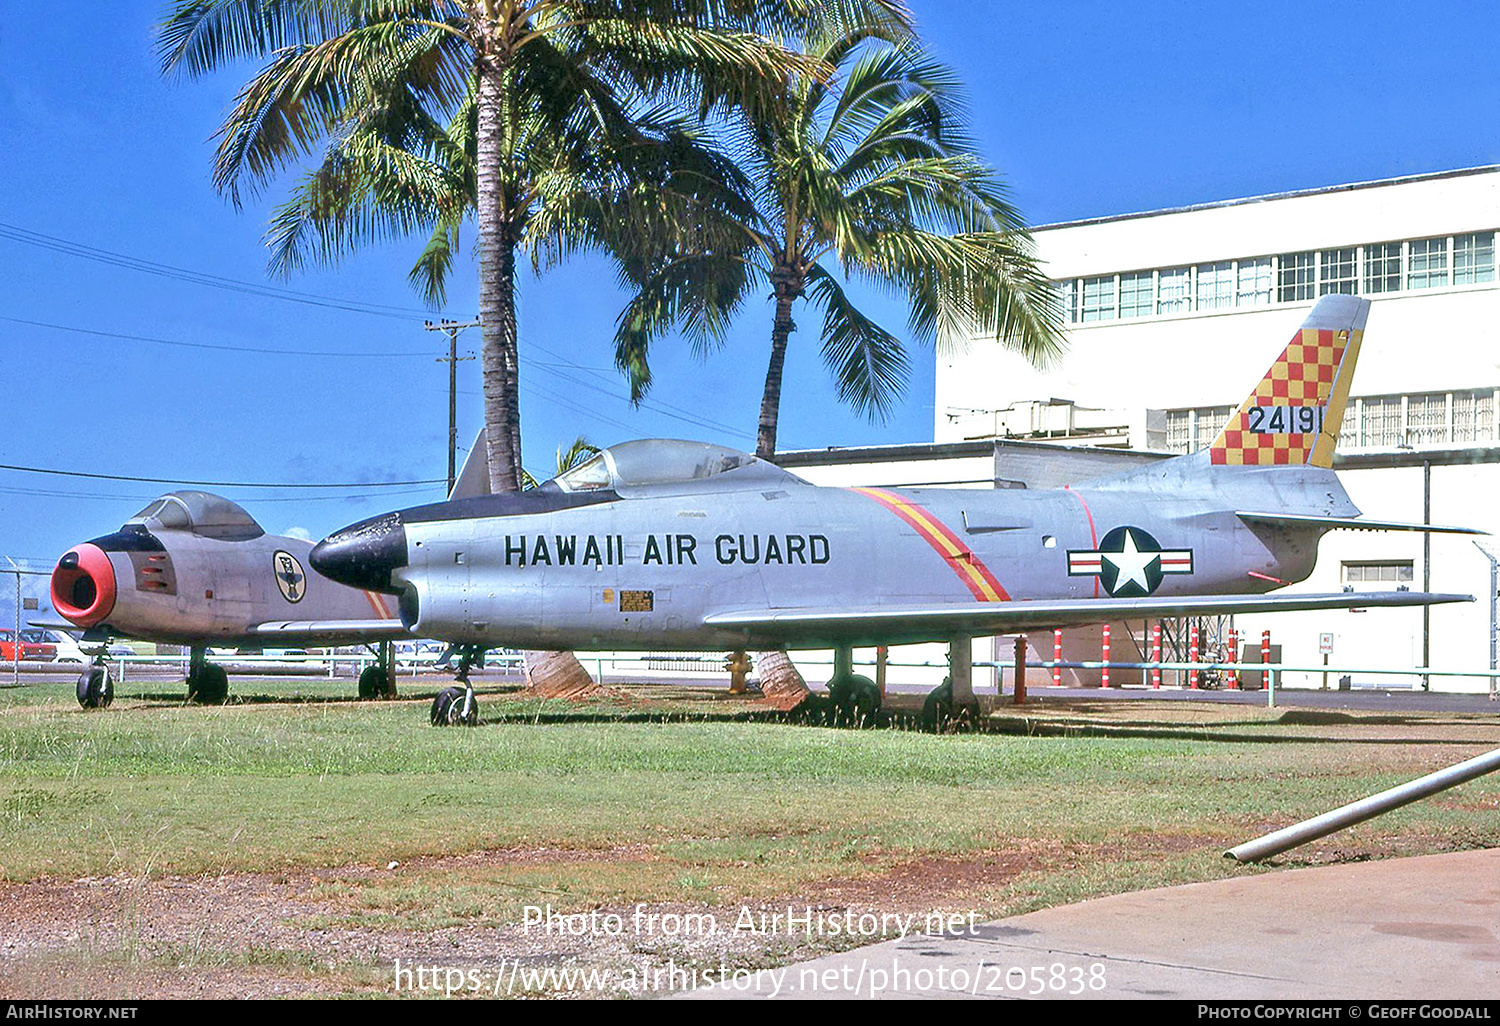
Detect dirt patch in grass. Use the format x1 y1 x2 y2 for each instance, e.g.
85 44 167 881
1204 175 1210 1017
0 832 1229 1000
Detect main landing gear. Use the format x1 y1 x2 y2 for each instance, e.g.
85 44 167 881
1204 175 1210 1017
358 640 398 699
824 645 881 727
186 646 228 704
431 644 481 727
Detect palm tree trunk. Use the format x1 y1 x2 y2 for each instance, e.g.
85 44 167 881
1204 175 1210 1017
754 278 810 705
476 49 599 698
756 284 799 460
476 62 522 494
755 649 810 710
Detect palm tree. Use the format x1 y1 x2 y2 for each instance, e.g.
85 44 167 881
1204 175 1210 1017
612 26 1063 702
157 0 910 493
614 25 1064 459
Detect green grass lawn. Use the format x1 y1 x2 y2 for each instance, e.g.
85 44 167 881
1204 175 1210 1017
3 680 1497 998
3 680 1496 910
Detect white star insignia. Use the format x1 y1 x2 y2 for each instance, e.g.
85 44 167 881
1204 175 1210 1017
1102 529 1159 594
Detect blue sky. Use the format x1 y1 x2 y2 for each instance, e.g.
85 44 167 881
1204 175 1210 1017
2 1 1497 605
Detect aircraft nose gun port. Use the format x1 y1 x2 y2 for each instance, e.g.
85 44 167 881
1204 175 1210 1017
50 544 117 627
310 512 408 594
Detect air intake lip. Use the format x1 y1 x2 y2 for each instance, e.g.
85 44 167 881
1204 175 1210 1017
50 543 117 627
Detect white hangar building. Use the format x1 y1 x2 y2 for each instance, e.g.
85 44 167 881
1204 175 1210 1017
784 166 1500 693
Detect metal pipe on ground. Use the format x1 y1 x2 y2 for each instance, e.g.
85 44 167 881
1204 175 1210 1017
1226 746 1500 863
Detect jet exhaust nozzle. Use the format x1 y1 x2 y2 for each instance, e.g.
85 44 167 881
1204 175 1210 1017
310 512 408 594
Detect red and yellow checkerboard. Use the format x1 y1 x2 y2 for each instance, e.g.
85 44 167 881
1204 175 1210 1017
1210 328 1358 466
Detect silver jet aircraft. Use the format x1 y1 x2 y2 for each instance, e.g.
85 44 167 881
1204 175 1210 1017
47 490 411 706
309 295 1475 717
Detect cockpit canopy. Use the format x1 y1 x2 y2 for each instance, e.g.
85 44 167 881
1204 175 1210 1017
551 440 801 494
126 491 265 541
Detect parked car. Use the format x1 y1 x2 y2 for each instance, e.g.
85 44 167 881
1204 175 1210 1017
0 629 55 662
20 628 88 664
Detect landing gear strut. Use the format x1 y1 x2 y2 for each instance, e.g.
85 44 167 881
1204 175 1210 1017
358 640 398 699
186 646 228 704
825 645 881 727
431 644 481 726
76 657 112 709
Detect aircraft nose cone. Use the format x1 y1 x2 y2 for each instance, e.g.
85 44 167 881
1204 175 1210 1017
311 512 408 594
51 543 117 627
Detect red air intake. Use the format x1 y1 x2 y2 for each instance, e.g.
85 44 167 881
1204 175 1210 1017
51 544 117 627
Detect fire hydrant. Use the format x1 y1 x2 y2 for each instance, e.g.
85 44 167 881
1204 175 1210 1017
725 651 752 694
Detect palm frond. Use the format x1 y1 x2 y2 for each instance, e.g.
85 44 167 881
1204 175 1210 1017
806 264 908 420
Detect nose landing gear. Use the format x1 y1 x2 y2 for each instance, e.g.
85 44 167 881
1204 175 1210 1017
431 644 482 726
76 658 113 709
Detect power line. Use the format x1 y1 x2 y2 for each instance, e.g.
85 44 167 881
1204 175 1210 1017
0 222 428 320
3 314 431 358
0 463 444 489
0 484 439 504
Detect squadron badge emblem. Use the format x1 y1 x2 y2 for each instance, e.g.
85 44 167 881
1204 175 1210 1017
273 550 307 604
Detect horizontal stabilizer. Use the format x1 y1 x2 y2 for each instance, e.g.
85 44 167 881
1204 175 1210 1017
1236 511 1486 535
251 620 412 642
705 591 1471 647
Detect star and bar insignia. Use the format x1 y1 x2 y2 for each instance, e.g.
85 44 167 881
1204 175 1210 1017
1068 526 1193 597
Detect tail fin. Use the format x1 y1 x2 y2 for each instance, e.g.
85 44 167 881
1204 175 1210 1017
448 429 492 501
1209 294 1369 468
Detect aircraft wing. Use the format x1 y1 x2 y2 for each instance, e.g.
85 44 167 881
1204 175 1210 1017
26 616 80 631
703 591 1472 647
249 620 413 643
1236 511 1485 535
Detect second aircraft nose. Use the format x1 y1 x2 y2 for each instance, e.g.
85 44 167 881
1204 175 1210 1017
310 512 408 594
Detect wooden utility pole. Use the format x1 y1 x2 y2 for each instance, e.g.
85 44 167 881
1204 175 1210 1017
424 318 480 494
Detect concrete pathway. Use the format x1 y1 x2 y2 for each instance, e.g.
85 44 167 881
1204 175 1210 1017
682 849 1500 1000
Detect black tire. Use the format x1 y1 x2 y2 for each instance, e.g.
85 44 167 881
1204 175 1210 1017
358 666 392 700
76 665 113 709
921 678 954 732
431 685 478 726
188 664 229 705
845 674 881 727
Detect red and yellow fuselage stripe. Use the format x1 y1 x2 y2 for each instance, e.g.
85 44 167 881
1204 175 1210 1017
850 487 1011 602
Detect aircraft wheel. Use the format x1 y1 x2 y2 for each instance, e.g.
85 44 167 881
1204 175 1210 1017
358 666 393 700
188 664 229 705
921 678 954 732
827 673 882 728
845 674 881 727
76 664 113 709
431 685 478 727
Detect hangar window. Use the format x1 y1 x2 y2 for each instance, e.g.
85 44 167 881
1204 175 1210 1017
1453 390 1495 443
1236 258 1273 306
1079 275 1116 322
1406 394 1447 446
1053 279 1077 322
1408 237 1449 289
1363 242 1402 293
1196 262 1234 310
1454 232 1495 284
1342 561 1414 584
1156 267 1192 314
1359 396 1403 447
1277 252 1316 301
1319 248 1357 295
1119 272 1154 318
